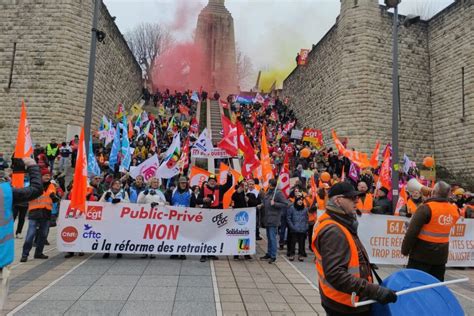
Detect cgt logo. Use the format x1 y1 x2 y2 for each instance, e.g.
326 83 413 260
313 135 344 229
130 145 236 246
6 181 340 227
61 226 78 243
235 211 249 225
85 205 103 221
237 238 250 252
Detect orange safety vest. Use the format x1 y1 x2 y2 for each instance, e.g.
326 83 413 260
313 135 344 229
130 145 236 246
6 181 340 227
28 183 56 212
406 199 418 214
356 193 373 214
312 213 370 307
418 201 460 244
316 194 327 211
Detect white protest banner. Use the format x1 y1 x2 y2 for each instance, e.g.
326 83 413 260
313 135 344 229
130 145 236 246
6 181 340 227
191 147 231 159
57 201 256 256
129 154 160 181
316 212 474 266
290 129 303 140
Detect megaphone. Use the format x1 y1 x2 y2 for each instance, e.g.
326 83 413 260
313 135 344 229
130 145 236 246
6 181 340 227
407 178 432 196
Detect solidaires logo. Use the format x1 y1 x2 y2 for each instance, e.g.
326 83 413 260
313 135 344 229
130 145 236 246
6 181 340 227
234 211 249 225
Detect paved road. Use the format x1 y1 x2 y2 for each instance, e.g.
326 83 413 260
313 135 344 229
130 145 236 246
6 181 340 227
2 228 473 315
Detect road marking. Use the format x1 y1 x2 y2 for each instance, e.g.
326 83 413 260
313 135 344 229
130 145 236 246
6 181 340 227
280 255 320 293
7 254 93 316
210 260 223 316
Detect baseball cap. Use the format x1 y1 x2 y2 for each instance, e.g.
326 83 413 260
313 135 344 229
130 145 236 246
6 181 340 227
208 174 217 181
328 182 364 198
179 176 188 183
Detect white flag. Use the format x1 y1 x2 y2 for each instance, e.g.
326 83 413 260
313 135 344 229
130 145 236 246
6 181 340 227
193 128 214 154
403 154 412 174
129 154 160 181
157 133 181 179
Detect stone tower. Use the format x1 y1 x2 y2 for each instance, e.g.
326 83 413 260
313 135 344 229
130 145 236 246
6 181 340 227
195 0 238 95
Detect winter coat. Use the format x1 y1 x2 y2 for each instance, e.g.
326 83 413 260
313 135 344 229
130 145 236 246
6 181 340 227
373 196 393 215
262 189 288 227
99 189 130 203
287 205 308 233
137 188 167 205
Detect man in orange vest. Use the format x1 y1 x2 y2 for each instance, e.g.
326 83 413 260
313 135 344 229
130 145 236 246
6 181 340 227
356 181 373 214
20 169 60 262
402 181 460 281
313 182 397 315
398 189 423 217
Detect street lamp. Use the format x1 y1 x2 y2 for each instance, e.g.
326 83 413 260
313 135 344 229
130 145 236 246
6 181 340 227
386 0 401 210
385 0 421 210
84 0 103 157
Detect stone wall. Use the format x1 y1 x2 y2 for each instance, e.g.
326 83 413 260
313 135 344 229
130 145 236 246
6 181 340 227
283 0 473 186
0 0 142 154
428 1 474 183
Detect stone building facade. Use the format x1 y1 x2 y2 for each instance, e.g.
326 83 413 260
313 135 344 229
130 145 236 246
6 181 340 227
283 0 473 186
195 0 238 96
0 0 142 154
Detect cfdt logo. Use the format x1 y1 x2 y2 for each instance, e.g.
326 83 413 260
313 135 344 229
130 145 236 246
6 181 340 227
61 226 78 243
237 238 250 252
85 205 103 221
235 211 249 225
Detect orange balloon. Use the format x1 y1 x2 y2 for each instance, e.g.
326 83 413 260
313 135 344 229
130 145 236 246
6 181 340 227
320 172 331 182
300 148 311 158
423 156 435 168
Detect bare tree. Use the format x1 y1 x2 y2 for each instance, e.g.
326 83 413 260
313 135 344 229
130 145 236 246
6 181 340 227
236 45 254 90
126 23 174 85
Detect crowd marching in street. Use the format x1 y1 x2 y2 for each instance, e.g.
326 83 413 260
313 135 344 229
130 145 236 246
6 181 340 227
1 89 473 315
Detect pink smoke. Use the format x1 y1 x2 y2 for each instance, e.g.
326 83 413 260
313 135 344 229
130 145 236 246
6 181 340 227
152 42 211 93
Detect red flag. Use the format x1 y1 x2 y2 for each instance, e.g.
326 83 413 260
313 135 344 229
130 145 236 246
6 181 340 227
270 110 278 121
278 153 290 198
189 117 199 134
394 185 407 216
69 127 87 215
12 100 33 188
310 174 317 200
260 126 273 189
178 137 190 173
380 144 392 190
237 121 258 164
218 115 238 156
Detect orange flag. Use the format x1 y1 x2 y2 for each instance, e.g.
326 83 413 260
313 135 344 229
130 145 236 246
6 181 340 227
69 127 87 215
12 100 33 188
332 130 370 169
369 141 381 168
394 185 407 216
260 126 273 189
189 166 210 187
218 163 242 209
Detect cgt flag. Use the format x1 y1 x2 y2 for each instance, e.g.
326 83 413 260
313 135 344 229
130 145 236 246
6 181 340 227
189 166 210 187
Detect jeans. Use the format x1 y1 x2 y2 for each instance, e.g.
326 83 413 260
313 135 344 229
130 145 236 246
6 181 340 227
48 158 55 173
22 219 49 257
266 226 278 259
58 157 68 172
279 215 288 246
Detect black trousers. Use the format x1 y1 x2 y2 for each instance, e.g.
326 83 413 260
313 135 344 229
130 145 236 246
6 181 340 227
287 232 306 256
323 304 371 316
407 258 446 281
13 204 28 235
308 223 315 251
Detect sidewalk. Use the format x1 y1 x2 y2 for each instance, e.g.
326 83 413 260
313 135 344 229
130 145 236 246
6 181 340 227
2 228 473 315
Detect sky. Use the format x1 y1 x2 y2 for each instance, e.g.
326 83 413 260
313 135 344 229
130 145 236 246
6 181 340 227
105 0 454 90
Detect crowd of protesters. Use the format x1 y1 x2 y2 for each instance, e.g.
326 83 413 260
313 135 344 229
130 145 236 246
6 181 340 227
3 89 473 265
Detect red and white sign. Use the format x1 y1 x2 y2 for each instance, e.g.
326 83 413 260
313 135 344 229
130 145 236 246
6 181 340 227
57 201 256 256
191 147 231 159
